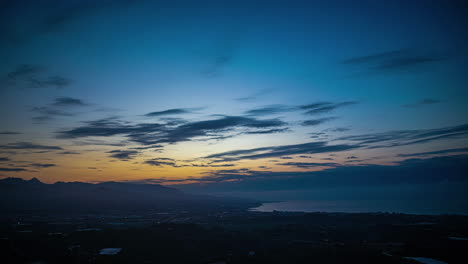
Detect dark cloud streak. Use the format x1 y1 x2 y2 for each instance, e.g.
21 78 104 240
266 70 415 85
342 49 447 74
403 98 441 108
302 117 338 126
0 142 62 150
339 123 468 149
300 101 357 115
107 150 138 160
58 116 288 146
205 141 360 162
398 147 468 157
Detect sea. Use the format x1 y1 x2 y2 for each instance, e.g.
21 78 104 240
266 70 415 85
250 200 468 215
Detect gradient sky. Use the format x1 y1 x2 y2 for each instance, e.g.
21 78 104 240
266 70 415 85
1 1 467 208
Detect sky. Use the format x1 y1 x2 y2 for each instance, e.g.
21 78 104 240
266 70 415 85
0 0 467 210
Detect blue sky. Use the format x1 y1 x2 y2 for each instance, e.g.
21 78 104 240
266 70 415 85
0 0 467 210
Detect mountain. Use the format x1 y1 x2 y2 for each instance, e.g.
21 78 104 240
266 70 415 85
0 177 259 213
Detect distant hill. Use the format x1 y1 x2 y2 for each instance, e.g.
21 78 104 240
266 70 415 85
0 177 259 213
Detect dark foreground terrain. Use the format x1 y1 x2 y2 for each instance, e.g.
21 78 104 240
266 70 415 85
1 210 467 264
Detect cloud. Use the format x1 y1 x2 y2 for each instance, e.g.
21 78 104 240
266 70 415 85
324 127 350 132
130 145 164 150
0 0 142 58
144 108 193 117
107 150 138 160
201 33 240 78
309 132 326 139
235 88 273 102
31 106 75 117
398 147 468 157
32 116 53 123
31 97 90 122
299 101 357 115
2 64 71 89
58 117 152 138
342 50 405 64
71 139 126 147
0 167 28 172
0 131 21 135
0 142 62 150
144 158 177 167
33 76 71 88
173 154 468 190
58 116 287 145
191 163 236 168
5 64 44 80
138 168 269 184
244 101 357 117
58 151 80 155
339 123 468 148
52 97 88 107
43 1 112 32
342 49 446 73
204 141 360 162
302 117 338 126
149 116 287 144
30 163 56 168
277 162 339 168
143 158 236 168
0 157 10 162
244 105 293 116
244 128 290 134
403 98 442 108
203 54 232 77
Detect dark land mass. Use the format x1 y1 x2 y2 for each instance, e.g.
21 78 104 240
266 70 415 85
1 177 467 264
0 177 259 213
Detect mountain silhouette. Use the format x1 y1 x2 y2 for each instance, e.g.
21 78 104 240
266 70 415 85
0 177 258 213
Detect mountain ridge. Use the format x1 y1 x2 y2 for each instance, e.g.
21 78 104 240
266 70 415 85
0 177 259 213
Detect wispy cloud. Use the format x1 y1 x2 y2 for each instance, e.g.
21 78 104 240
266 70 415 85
0 0 139 48
339 123 468 148
52 97 88 107
342 49 446 74
398 147 468 157
32 106 75 117
30 163 56 168
31 97 89 122
0 167 28 172
204 141 360 162
403 98 441 108
0 131 21 135
58 115 288 146
324 127 350 132
43 1 112 32
299 101 357 115
144 108 197 117
235 88 273 102
244 128 290 134
277 162 339 168
0 142 62 150
301 117 338 126
144 158 177 167
244 104 293 116
2 64 71 89
171 155 468 189
107 150 138 160
201 32 240 78
243 101 357 117
57 151 80 155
